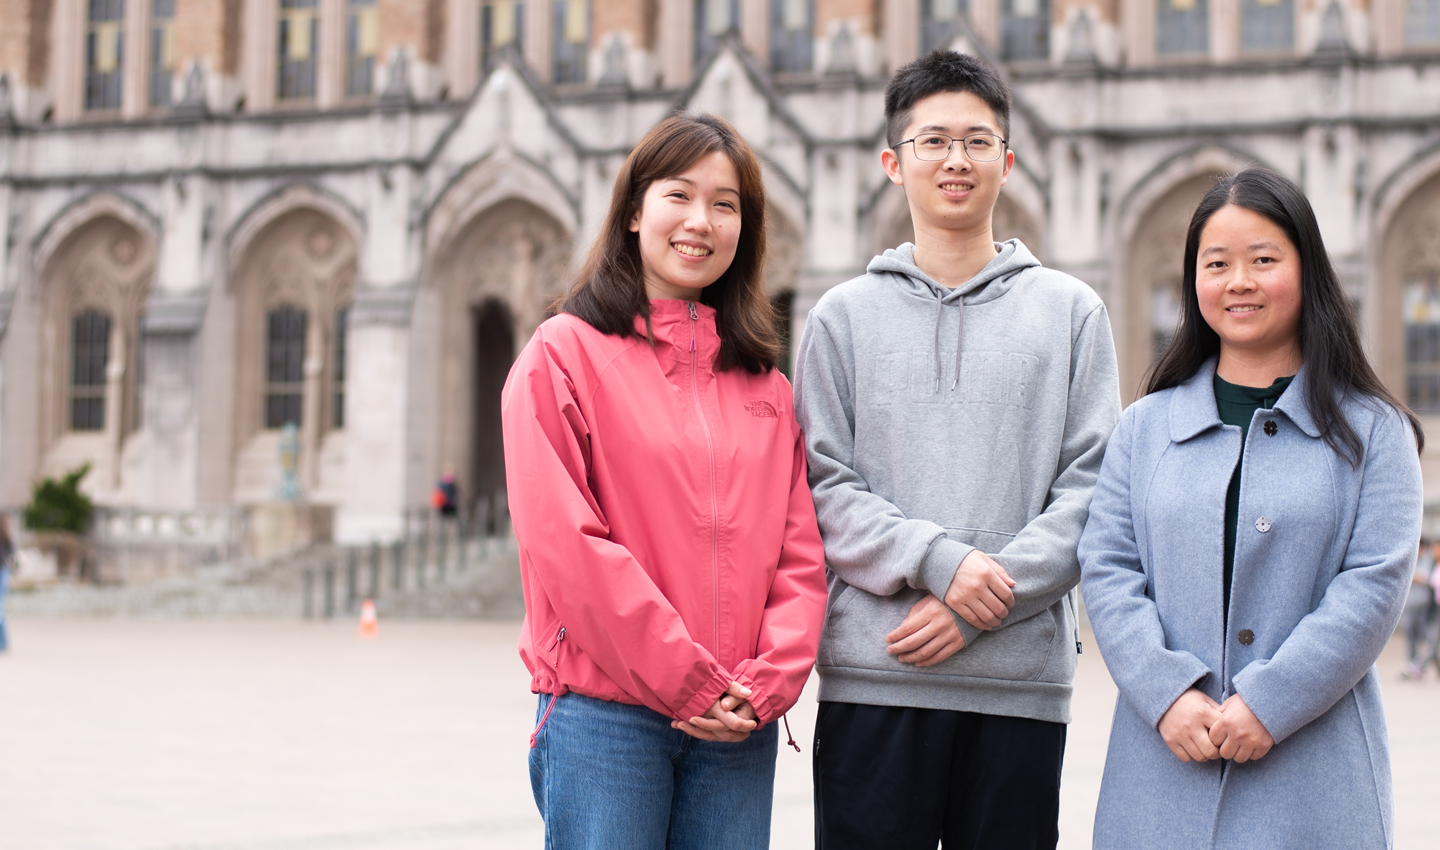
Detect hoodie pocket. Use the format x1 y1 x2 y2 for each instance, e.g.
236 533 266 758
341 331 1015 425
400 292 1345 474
829 585 1058 682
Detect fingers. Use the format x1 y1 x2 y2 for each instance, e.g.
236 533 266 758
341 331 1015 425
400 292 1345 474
885 605 929 645
946 551 1016 629
956 598 1004 630
724 681 753 701
910 632 965 667
671 720 749 742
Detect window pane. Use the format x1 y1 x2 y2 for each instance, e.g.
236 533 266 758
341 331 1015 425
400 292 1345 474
770 0 812 73
333 307 348 430
921 0 968 54
1405 279 1440 414
1001 0 1049 61
150 0 175 107
278 0 319 100
265 307 307 429
86 0 125 111
552 0 589 83
347 0 378 97
481 0 526 74
1406 0 1440 45
1157 0 1207 56
71 311 111 431
1240 0 1292 53
695 0 738 68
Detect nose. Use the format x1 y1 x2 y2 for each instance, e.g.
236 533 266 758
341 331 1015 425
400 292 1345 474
684 202 714 234
942 140 971 170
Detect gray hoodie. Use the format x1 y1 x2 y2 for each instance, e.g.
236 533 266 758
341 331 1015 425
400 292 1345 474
794 240 1120 723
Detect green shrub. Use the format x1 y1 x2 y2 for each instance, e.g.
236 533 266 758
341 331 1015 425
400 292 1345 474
22 463 94 534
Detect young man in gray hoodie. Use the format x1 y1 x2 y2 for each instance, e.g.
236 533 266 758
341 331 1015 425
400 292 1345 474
794 51 1120 849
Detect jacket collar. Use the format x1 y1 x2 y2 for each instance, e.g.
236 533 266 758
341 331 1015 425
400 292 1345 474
632 299 720 358
1169 358 1320 443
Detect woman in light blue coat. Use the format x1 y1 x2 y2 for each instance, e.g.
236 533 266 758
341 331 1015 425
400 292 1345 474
1079 167 1424 850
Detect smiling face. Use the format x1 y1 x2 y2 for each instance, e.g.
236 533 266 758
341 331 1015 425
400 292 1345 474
1195 203 1304 371
628 150 742 302
881 90 1013 239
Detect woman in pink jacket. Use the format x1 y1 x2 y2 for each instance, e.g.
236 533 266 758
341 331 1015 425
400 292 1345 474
502 112 828 849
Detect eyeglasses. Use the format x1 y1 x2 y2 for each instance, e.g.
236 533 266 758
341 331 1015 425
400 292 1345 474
895 133 1008 162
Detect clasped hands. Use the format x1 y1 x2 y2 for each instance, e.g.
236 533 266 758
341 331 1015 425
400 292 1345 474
885 549 1016 667
672 681 759 742
1158 687 1274 764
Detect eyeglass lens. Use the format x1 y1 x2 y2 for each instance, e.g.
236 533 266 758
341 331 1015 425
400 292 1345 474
910 134 1005 162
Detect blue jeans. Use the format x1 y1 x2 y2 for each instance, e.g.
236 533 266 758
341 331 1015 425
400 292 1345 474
529 692 777 850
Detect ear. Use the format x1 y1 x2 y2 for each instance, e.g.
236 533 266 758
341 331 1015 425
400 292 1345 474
628 205 642 233
1000 148 1014 186
881 147 904 187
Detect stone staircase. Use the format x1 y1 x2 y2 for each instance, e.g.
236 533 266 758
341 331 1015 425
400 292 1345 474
6 535 524 620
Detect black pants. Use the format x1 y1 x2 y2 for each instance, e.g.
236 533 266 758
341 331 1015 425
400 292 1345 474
813 701 1066 850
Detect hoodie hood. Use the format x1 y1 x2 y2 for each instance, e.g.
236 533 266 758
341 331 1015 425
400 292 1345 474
866 238 1041 305
864 239 1042 393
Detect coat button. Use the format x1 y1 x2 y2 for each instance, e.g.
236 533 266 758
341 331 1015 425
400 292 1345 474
1239 629 1254 645
1255 517 1272 533
1263 420 1277 436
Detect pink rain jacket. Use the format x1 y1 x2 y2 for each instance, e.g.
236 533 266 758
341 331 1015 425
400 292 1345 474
502 299 827 726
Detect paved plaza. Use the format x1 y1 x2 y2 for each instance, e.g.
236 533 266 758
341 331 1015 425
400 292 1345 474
1 616 1437 850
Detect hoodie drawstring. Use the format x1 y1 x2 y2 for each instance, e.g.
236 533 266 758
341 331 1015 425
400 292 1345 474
933 296 965 394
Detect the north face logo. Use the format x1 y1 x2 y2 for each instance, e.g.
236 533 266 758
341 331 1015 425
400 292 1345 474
746 401 778 418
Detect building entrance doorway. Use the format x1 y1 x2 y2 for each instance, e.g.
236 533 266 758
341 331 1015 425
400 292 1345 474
471 299 515 530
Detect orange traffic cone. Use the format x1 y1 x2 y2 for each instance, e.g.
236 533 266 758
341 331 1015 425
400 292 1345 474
359 599 379 638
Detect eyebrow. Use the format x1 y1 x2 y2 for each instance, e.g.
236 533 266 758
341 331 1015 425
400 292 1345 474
1200 241 1283 258
916 123 996 135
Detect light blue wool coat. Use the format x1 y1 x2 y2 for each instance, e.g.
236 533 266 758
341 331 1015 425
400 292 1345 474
1078 361 1422 850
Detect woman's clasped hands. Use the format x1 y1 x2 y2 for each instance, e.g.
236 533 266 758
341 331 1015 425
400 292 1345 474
1157 687 1275 764
671 681 759 742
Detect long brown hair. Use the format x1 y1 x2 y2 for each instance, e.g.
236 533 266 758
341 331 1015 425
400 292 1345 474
1145 167 1423 463
557 112 779 373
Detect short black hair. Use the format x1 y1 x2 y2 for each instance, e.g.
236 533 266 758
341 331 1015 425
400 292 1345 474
883 50 1012 149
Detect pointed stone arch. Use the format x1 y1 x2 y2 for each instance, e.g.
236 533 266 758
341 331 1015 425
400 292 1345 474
1114 146 1265 400
227 183 365 278
420 197 574 515
1376 168 1440 416
33 210 157 497
229 206 359 505
424 148 579 261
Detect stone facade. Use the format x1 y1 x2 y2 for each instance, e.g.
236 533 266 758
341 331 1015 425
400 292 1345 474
2 0 1440 542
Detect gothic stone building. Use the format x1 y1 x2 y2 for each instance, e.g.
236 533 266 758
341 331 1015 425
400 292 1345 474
1 0 1440 543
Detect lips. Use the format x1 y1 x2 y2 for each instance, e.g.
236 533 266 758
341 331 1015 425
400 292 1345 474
1226 305 1262 313
939 181 974 192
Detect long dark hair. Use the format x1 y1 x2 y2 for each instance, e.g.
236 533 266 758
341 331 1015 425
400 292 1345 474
556 112 779 373
1144 167 1423 464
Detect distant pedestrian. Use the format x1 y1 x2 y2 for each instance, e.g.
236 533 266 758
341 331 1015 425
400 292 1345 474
0 515 14 652
503 112 826 850
432 471 458 518
1403 539 1436 679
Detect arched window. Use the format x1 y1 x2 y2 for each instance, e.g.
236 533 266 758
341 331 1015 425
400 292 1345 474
278 0 319 101
1405 276 1440 413
553 0 589 83
482 0 526 73
696 0 739 68
150 0 175 107
265 306 307 429
1001 0 1050 61
921 0 967 54
86 0 126 111
71 311 112 431
1406 0 1440 45
346 0 379 96
1240 0 1293 54
1157 0 1207 57
771 0 813 73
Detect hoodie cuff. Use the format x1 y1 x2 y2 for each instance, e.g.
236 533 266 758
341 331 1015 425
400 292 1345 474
919 536 974 602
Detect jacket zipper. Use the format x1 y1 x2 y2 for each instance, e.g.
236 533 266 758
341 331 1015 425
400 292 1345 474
529 626 565 749
689 301 722 656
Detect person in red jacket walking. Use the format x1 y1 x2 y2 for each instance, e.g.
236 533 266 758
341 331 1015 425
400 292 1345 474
501 112 827 850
